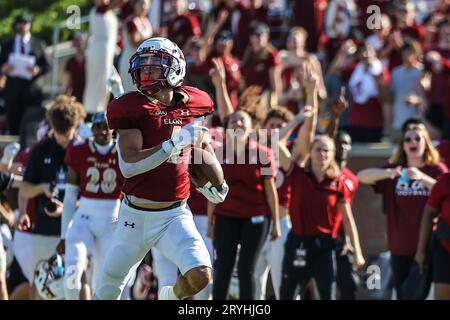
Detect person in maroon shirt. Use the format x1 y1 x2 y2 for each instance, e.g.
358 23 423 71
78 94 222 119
278 68 364 300
166 0 202 51
208 110 280 300
291 0 328 52
241 22 282 107
232 0 269 59
325 91 360 300
333 132 359 300
380 1 426 72
348 42 389 143
416 172 450 300
424 18 450 140
211 0 245 36
358 124 448 299
184 40 215 102
208 31 241 108
65 32 86 103
253 107 296 300
401 117 450 169
280 27 327 114
183 11 230 99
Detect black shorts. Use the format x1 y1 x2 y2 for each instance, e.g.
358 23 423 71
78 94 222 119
425 103 444 129
432 243 450 284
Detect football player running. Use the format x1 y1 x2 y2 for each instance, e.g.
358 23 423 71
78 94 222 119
93 37 228 300
57 111 123 299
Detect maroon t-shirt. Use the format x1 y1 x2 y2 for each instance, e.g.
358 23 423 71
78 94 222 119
387 24 426 72
167 13 201 49
427 173 450 254
275 166 291 209
95 4 109 14
208 53 241 107
119 1 134 21
274 142 294 209
373 163 448 255
106 86 214 201
349 97 384 128
426 49 450 106
333 167 359 238
214 140 276 218
241 48 280 92
348 65 389 128
212 2 245 34
292 0 327 52
233 6 269 59
65 56 85 103
288 165 352 237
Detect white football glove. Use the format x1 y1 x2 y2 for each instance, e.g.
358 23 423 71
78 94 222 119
1 142 20 165
107 66 125 98
197 180 229 204
162 117 209 156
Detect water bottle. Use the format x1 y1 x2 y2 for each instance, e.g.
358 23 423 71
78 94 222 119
400 168 411 184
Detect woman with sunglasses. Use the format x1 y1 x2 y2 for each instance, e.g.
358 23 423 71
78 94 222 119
358 124 448 299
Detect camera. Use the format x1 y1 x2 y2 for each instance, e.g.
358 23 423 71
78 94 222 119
44 182 59 213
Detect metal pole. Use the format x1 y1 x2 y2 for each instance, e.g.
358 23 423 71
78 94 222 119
51 25 61 98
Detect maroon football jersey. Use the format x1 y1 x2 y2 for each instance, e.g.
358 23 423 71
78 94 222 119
65 139 123 200
106 86 214 201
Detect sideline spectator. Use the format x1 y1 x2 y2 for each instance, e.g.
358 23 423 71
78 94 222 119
0 13 49 135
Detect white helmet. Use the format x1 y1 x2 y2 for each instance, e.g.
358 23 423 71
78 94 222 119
129 37 186 92
34 253 65 300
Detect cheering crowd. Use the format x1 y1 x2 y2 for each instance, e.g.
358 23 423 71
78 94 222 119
0 0 449 300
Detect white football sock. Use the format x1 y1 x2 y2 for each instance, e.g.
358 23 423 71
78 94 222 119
158 286 179 300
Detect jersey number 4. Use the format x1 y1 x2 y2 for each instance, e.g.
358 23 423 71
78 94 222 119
86 167 117 194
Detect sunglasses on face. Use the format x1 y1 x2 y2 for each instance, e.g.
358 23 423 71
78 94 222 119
404 136 422 143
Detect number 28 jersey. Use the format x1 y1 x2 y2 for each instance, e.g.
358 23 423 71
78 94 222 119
65 139 123 200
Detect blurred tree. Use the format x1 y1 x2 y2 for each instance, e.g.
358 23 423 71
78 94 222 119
0 0 91 44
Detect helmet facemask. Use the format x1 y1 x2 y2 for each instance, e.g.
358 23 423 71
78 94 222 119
129 49 183 94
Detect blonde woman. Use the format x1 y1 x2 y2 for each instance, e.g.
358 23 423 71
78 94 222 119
358 124 448 299
278 69 364 300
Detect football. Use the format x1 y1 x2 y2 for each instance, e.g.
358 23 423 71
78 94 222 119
189 147 224 189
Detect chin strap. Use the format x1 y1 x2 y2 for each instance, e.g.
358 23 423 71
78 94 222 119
139 80 170 95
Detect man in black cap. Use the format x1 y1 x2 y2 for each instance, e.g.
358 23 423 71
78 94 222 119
0 13 49 135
